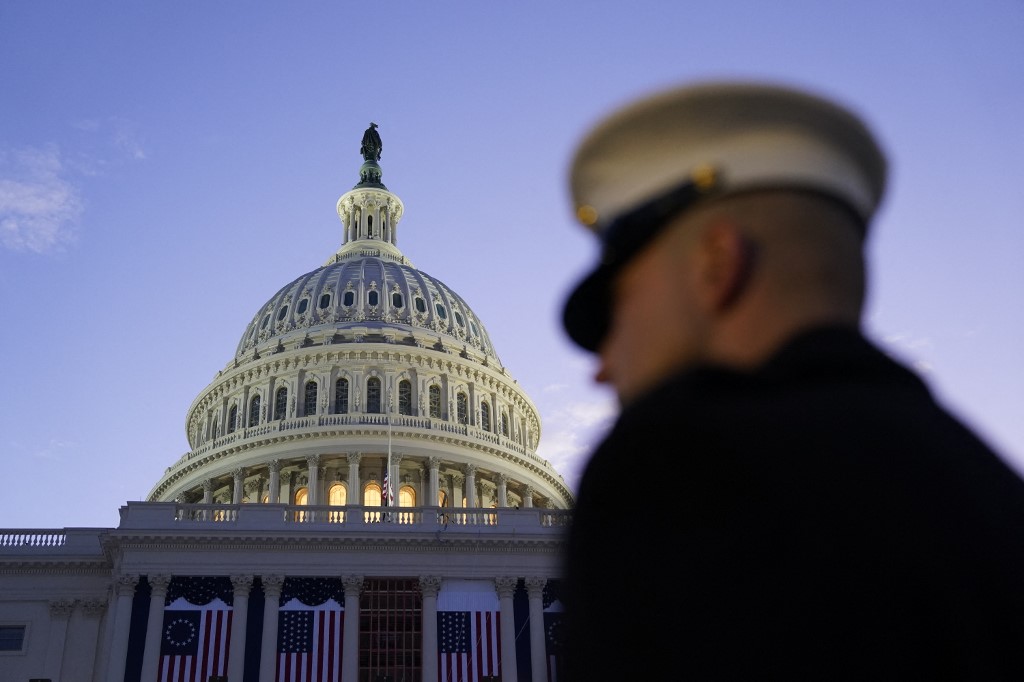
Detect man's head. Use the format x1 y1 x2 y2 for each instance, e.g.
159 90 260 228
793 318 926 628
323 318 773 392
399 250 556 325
561 81 887 404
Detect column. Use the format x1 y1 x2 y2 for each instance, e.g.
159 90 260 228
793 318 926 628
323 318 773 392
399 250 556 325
465 464 477 508
78 598 107 682
259 575 285 682
346 452 363 506
497 473 509 508
306 454 321 505
341 575 364 682
495 577 519 682
202 478 214 504
232 468 245 504
227 575 253 682
268 459 281 503
523 485 535 508
525 577 548 682
44 599 74 681
419 576 442 682
105 574 139 682
139 574 172 681
428 457 441 506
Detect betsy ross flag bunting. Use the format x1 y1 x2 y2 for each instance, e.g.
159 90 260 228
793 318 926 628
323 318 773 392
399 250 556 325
277 577 345 682
437 580 501 682
158 576 233 682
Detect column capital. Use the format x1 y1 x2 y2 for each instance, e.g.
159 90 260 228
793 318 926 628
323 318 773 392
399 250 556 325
230 575 254 596
418 576 442 598
464 463 477 477
494 576 518 599
81 598 107 618
496 472 508 486
49 599 75 619
148 574 172 595
306 454 321 467
268 459 282 474
116 574 140 596
341 575 364 595
347 452 363 466
524 577 547 597
262 575 285 598
428 456 441 470
233 467 245 481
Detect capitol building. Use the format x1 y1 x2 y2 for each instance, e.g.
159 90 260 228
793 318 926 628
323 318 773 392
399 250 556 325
0 127 573 682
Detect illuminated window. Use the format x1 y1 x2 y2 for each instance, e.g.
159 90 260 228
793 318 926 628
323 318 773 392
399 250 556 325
274 387 287 420
304 381 317 416
228 405 238 433
429 385 441 418
438 490 448 507
248 395 260 427
457 392 468 424
294 488 308 505
481 402 491 432
335 378 349 414
365 482 382 507
367 377 382 413
398 379 412 415
399 485 416 507
329 483 347 506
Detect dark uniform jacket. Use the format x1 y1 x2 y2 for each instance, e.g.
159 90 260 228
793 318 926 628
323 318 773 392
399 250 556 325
562 326 1024 680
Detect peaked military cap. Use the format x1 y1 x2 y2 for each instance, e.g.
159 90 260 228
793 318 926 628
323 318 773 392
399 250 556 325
562 80 888 351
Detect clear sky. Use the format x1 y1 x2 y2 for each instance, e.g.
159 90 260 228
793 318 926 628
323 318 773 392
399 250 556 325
2 1 1022 529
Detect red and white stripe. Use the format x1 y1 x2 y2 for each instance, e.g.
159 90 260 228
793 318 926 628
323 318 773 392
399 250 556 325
159 609 232 682
438 610 500 682
277 610 344 682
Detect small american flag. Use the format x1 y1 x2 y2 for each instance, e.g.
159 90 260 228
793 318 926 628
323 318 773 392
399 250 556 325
544 611 565 682
437 610 500 682
158 605 232 682
277 609 343 682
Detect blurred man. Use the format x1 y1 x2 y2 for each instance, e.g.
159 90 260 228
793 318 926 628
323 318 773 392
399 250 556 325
559 81 1024 679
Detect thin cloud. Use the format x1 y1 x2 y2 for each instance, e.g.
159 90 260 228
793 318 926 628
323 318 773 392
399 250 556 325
0 146 82 253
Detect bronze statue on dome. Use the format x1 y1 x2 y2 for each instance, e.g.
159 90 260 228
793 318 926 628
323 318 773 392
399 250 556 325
360 122 382 162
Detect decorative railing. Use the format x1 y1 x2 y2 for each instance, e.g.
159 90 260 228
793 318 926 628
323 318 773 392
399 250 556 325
0 530 66 547
170 413 545 471
122 502 572 532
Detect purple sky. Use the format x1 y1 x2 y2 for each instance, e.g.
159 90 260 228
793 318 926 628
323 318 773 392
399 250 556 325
1 1 1022 529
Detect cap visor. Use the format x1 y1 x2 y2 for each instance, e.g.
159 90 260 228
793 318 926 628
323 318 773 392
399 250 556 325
562 263 615 352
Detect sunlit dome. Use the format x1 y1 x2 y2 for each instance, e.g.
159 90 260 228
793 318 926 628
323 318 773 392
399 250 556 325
147 124 572 511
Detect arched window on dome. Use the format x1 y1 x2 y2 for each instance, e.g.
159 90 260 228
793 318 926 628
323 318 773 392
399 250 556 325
392 291 403 308
364 481 383 523
274 387 287 421
366 377 382 413
368 289 379 306
343 290 355 307
501 410 509 437
304 381 317 417
294 486 309 522
438 489 449 507
228 405 238 434
248 395 261 427
399 485 416 507
481 401 491 432
211 416 219 440
319 293 331 309
456 392 468 424
398 379 412 415
429 384 441 419
334 378 349 414
328 482 346 523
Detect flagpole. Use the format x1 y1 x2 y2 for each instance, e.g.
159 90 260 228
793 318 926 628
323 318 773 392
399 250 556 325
386 388 393 509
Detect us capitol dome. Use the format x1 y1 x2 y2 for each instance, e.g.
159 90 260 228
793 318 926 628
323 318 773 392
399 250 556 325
147 123 572 514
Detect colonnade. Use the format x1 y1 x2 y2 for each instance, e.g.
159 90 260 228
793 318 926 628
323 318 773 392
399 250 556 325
103 573 553 682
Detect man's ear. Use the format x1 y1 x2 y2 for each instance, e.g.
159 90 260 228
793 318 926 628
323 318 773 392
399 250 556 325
696 220 755 312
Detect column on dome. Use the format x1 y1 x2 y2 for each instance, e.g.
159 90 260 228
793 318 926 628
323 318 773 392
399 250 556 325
525 577 548 682
202 479 214 504
139 574 172 680
44 599 74 681
495 577 519 682
497 473 509 508
268 460 281 503
341 575 364 682
232 468 245 505
306 455 321 506
346 452 363 508
523 485 535 508
419 576 442 682
428 457 441 507
105 574 139 681
227 575 253 682
259 575 285 682
465 464 478 508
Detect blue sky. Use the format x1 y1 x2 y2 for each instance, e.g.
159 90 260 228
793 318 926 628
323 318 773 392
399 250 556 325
1 1 1022 529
